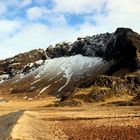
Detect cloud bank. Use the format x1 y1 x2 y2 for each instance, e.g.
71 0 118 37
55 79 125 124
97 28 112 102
0 0 139 59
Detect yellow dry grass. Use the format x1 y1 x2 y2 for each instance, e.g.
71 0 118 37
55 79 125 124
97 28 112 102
0 91 139 140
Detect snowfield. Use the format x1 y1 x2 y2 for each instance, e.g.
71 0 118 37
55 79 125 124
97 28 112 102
34 54 104 79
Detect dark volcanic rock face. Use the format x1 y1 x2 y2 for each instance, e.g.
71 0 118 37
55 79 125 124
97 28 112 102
94 75 140 94
104 28 139 74
46 28 140 71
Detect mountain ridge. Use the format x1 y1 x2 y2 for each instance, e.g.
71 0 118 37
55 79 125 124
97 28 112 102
0 27 140 101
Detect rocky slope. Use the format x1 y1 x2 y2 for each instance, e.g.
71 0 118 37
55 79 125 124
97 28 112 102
0 49 46 78
0 27 140 101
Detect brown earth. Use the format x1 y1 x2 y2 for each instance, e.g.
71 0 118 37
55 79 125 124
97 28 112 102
0 94 140 140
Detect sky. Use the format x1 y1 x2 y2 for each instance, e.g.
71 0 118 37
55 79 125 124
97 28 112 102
0 0 140 59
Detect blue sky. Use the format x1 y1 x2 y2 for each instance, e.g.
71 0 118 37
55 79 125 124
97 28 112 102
0 0 139 59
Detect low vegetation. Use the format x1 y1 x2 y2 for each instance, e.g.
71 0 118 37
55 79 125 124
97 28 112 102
46 98 82 107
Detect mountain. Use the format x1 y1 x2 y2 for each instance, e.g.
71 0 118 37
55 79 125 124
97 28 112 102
0 27 140 101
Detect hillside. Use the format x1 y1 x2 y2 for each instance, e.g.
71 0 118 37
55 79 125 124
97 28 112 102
0 28 140 102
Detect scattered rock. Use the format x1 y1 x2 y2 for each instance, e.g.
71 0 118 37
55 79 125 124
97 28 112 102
28 98 33 101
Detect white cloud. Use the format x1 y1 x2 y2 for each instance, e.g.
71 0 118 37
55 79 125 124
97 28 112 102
35 0 47 5
0 22 95 59
0 0 32 9
27 7 48 20
48 14 68 26
0 2 7 14
84 0 140 33
0 20 23 38
20 0 32 7
26 6 67 26
107 0 140 30
0 23 48 58
52 0 106 14
0 0 140 59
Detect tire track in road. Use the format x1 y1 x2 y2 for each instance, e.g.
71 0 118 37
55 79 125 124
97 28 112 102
0 110 24 140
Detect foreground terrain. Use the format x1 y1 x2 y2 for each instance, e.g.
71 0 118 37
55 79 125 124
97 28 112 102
0 95 140 140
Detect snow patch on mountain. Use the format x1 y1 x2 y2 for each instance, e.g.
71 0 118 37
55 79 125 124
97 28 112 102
0 74 10 83
8 54 107 94
28 54 103 92
39 84 51 94
33 54 103 78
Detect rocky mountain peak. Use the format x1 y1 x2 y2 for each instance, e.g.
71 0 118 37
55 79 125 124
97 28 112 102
114 27 133 35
